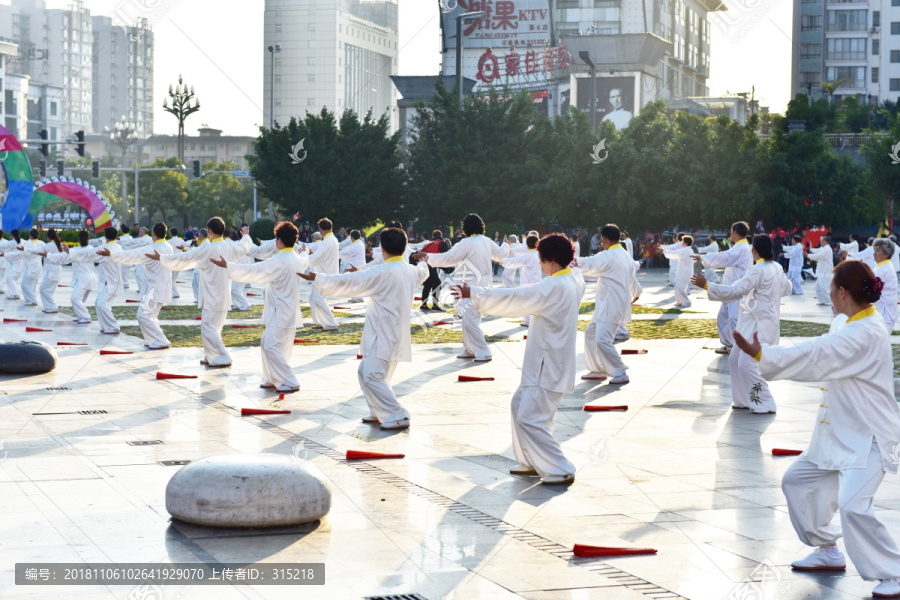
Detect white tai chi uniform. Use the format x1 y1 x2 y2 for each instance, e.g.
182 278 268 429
501 241 524 288
578 244 634 378
875 260 898 333
225 249 307 390
759 308 900 581
501 249 541 325
20 240 44 304
35 241 63 312
617 261 643 338
1 241 24 298
471 268 585 477
313 256 429 424
783 243 804 294
698 239 753 349
129 235 153 297
699 241 720 283
305 233 340 329
839 240 859 257
424 234 509 360
168 236 188 298
664 241 680 285
110 239 174 348
161 235 252 366
46 246 99 322
850 245 877 270
707 259 791 412
663 245 695 307
95 241 123 333
338 238 367 301
808 245 834 306
118 233 133 288
192 239 207 303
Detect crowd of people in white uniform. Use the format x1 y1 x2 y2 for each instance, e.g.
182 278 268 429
1 214 900 597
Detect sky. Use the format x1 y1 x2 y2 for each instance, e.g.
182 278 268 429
24 0 794 137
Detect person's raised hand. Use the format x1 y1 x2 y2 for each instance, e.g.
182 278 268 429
297 272 316 281
690 273 707 289
732 331 761 358
96 248 110 257
209 256 227 268
451 282 471 300
144 250 160 261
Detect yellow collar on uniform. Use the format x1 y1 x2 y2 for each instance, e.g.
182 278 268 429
199 239 209 245
154 238 166 244
735 239 747 245
279 248 294 253
323 232 334 240
755 258 765 264
608 244 622 251
847 305 877 323
528 249 536 252
552 268 572 277
878 259 891 267
106 241 116 245
211 238 225 243
385 255 403 263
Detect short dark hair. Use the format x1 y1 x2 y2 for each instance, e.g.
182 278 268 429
317 218 333 232
792 235 802 243
682 235 694 246
821 235 831 245
850 233 858 241
152 222 167 239
29 228 39 239
275 221 299 247
832 260 880 304
78 230 90 247
104 226 117 241
121 224 130 234
207 217 226 236
526 234 539 249
199 228 208 239
432 229 443 240
600 224 620 243
462 214 485 236
537 233 574 267
752 234 774 261
170 228 178 236
709 235 717 242
380 227 407 256
732 221 750 238
350 229 361 241
386 220 403 229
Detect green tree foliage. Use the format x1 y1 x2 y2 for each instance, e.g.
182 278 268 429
248 108 403 227
249 218 276 242
189 161 255 226
132 157 189 226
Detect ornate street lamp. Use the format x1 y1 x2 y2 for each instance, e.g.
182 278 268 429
104 115 136 221
162 74 200 164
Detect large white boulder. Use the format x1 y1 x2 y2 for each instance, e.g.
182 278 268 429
165 454 332 527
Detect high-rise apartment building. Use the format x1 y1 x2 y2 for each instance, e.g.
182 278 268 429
263 0 399 129
92 16 155 138
792 0 900 104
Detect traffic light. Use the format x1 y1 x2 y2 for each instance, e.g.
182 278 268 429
75 131 85 157
39 130 49 156
39 159 47 177
57 159 64 177
192 160 201 178
92 159 100 178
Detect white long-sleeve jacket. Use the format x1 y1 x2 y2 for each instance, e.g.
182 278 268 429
577 244 634 324
306 233 340 275
808 245 834 277
707 259 792 345
160 235 251 311
663 244 695 282
96 241 124 298
21 240 44 280
874 260 898 332
849 245 877 269
46 246 98 291
338 239 366 270
314 258 429 362
110 239 174 303
501 249 541 285
226 249 306 329
783 243 803 272
425 234 508 288
699 239 753 286
472 268 586 393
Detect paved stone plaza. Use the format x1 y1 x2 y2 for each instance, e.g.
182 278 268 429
0 267 895 600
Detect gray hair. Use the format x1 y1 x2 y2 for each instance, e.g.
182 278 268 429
199 228 208 239
874 238 895 259
868 237 876 245
312 232 322 241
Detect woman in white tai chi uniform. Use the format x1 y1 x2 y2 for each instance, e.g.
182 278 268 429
0 229 24 299
44 230 98 324
93 227 124 334
453 234 585 485
692 234 791 414
664 234 695 307
499 234 541 326
211 222 306 393
303 227 429 430
732 260 900 599
35 229 64 313
807 236 834 306
873 238 898 333
20 228 44 306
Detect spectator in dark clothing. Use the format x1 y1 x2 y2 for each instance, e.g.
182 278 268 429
419 230 451 310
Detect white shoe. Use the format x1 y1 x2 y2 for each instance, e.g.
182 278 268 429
380 419 410 430
714 346 731 355
276 385 300 393
148 344 170 350
873 578 900 598
509 464 538 475
609 375 630 385
791 546 846 571
457 353 475 359
614 334 630 341
76 318 91 325
581 372 607 381
361 415 380 424
474 356 492 362
541 474 574 485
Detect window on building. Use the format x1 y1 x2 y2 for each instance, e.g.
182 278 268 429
309 41 316 48
893 50 900 62
892 22 900 34
275 24 282 32
190 144 195 150
894 0 900 6
275 75 282 83
891 78 900 91
874 11 880 27
234 144 241 151
275 100 281 107
309 57 315 65
308 74 315 82
50 101 57 116
309 23 315 31
827 38 866 59
826 66 866 87
800 71 822 86
308 98 315 106
801 43 822 58
275 58 282 66
200 144 205 151
873 67 879 83
156 144 164 151
874 39 880 54
801 15 823 30
826 10 867 32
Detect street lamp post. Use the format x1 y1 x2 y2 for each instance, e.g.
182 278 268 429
162 74 200 165
267 43 281 219
105 115 136 223
579 51 598 131
455 11 485 107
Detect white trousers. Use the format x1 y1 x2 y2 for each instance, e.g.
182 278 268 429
260 324 298 388
192 270 200 304
704 266 720 284
39 276 59 312
815 272 832 305
95 285 118 332
0 260 6 293
230 281 250 311
21 271 38 304
70 285 92 321
783 443 900 581
120 265 130 288
674 275 691 306
309 286 338 328
458 297 490 359
501 267 516 288
788 266 803 294
5 263 20 298
717 301 737 348
728 343 776 411
584 319 626 377
201 309 231 365
511 385 575 477
136 265 147 297
358 355 407 423
171 271 180 298
137 299 169 347
668 261 677 284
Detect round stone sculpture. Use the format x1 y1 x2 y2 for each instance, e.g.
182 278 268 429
165 454 332 527
0 341 57 374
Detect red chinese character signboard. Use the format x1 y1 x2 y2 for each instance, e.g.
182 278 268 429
474 45 575 84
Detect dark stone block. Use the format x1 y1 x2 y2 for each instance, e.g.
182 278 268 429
0 342 58 374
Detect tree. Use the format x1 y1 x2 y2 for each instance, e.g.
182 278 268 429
249 107 404 227
189 161 254 227
132 157 189 226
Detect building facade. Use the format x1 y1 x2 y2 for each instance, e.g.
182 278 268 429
85 127 255 169
91 16 155 139
792 0 900 104
263 0 399 130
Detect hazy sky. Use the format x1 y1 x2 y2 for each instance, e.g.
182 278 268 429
26 0 793 137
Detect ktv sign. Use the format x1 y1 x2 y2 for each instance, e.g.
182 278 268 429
441 0 552 49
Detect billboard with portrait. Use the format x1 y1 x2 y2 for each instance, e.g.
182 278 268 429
574 75 638 130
